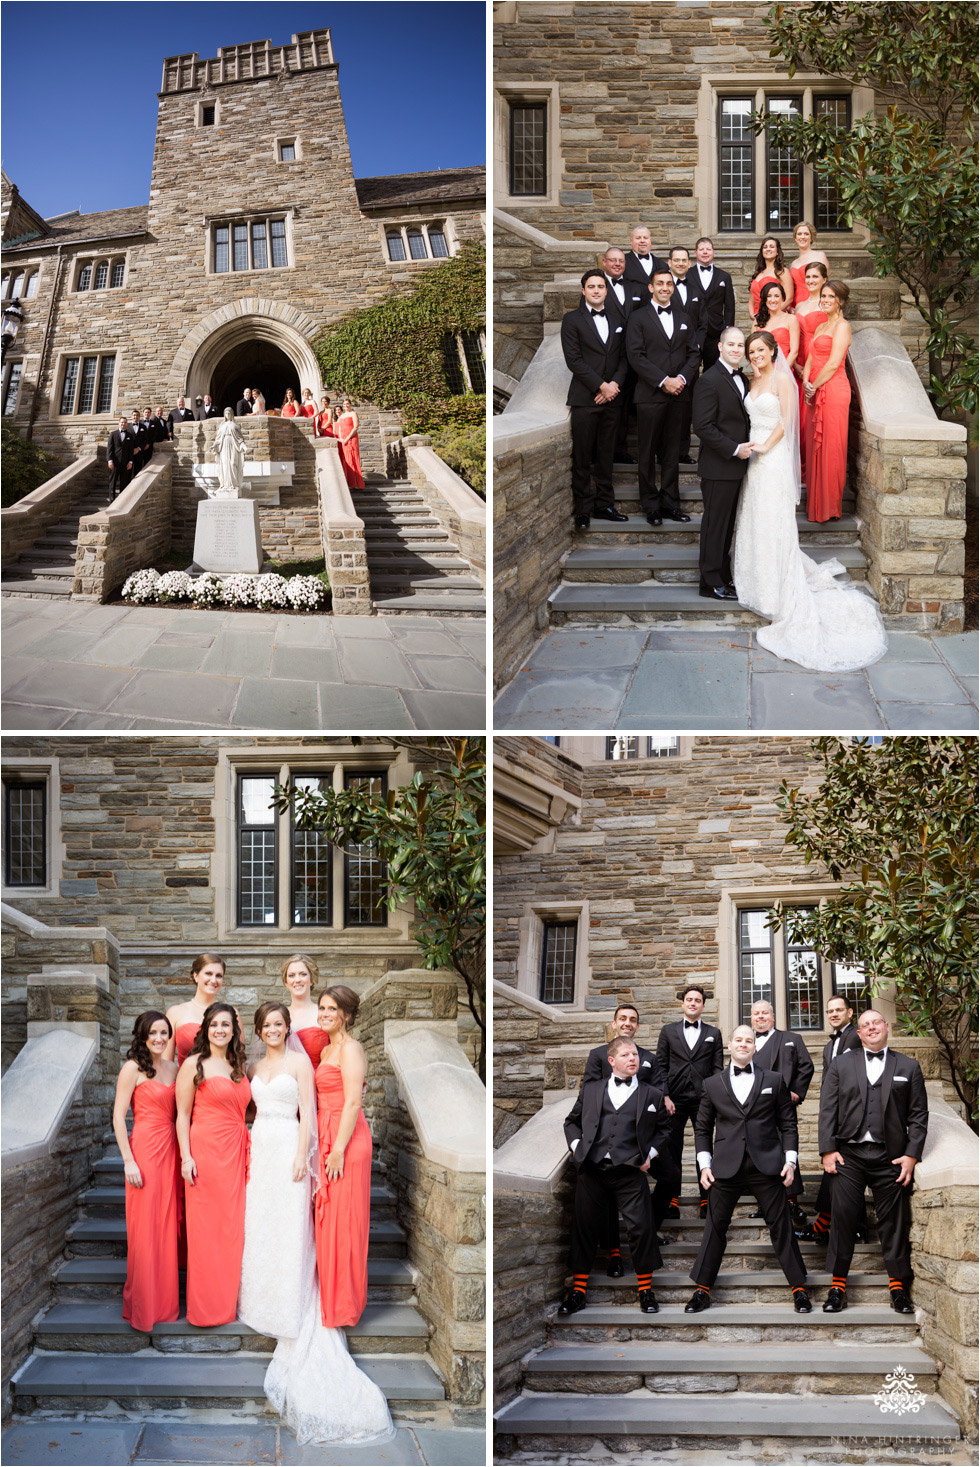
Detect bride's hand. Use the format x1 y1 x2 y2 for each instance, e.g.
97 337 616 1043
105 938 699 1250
292 1153 307 1183
749 442 766 454
325 1148 345 1181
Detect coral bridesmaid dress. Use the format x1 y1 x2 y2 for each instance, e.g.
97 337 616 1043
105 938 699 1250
123 1080 180 1332
175 1022 200 1066
805 333 851 522
790 262 811 307
282 401 298 418
337 415 365 490
749 273 780 322
315 1064 371 1326
769 325 805 436
299 402 316 419
296 1027 329 1067
314 411 334 439
797 309 827 474
185 1076 251 1326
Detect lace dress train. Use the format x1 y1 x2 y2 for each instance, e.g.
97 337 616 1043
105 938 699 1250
239 1073 394 1446
733 391 887 671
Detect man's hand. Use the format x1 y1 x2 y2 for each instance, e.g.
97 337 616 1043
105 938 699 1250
735 443 753 459
598 380 620 402
892 1155 917 1186
822 1150 845 1175
781 1162 795 1188
790 1092 800 1105
700 1166 714 1190
662 375 684 395
664 1096 676 1116
639 1157 651 1173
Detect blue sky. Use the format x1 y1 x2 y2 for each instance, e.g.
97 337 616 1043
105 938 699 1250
1 1 486 218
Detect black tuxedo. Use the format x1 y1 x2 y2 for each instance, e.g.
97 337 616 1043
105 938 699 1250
622 250 669 310
669 275 704 457
168 405 195 434
685 264 735 367
127 422 148 472
627 301 701 515
235 396 254 418
602 275 633 329
561 300 628 518
583 1042 666 1091
821 1022 863 1073
657 1019 724 1203
691 1066 806 1289
151 415 170 444
195 402 220 420
139 421 156 460
752 1029 814 1104
692 361 751 590
564 1077 671 1278
107 428 134 499
603 275 638 454
819 1047 928 1281
583 1043 674 1250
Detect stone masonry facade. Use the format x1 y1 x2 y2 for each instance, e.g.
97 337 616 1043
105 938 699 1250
1 28 484 469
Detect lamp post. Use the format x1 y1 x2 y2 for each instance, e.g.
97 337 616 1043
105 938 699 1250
1 298 24 365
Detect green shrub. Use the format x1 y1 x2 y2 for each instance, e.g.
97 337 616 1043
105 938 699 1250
402 395 486 435
1 422 55 507
430 423 486 498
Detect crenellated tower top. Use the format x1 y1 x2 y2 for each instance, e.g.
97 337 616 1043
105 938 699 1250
160 30 334 94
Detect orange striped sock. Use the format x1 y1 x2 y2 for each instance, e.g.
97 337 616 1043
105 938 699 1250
571 1273 589 1296
792 1285 807 1294
608 1247 621 1260
695 1283 710 1295
888 1277 906 1292
812 1212 831 1236
670 1197 680 1208
832 1275 847 1290
636 1273 653 1293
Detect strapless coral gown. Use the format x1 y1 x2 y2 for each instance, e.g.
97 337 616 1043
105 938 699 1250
796 309 828 473
337 415 365 490
315 1064 371 1326
123 1080 180 1332
175 1021 200 1066
296 1027 329 1067
314 411 334 438
299 403 316 418
282 402 298 417
805 333 851 522
185 1076 251 1326
790 262 812 307
750 273 781 322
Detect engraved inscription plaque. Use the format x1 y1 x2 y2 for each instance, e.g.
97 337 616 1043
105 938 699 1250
193 499 263 573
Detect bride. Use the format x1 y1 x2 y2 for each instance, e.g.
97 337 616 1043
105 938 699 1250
732 330 887 671
238 1001 394 1445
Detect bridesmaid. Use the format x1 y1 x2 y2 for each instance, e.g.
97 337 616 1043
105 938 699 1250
789 221 830 308
795 261 830 474
282 953 329 1067
315 986 371 1327
165 953 226 1065
113 1011 180 1332
314 395 334 438
176 1002 251 1327
748 236 793 324
803 279 853 523
337 398 365 489
299 388 317 419
756 282 800 375
281 389 299 418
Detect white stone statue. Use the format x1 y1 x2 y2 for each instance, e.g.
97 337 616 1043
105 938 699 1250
211 407 247 498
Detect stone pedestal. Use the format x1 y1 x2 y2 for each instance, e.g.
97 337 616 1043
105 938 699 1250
192 498 263 573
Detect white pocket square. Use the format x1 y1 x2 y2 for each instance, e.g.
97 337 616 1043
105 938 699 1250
647 1103 657 1112
615 325 623 333
704 1037 714 1043
784 1041 795 1046
641 1059 651 1067
894 1076 909 1083
680 323 688 330
762 1087 773 1094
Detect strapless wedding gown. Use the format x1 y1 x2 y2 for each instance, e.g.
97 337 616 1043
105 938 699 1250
733 390 887 670
238 1072 394 1445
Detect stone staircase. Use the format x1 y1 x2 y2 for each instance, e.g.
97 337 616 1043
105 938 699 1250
11 1139 445 1425
0 485 112 599
359 477 486 616
494 1170 962 1461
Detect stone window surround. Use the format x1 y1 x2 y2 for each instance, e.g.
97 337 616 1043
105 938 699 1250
195 96 222 128
379 218 458 268
493 81 562 209
1 756 63 901
716 882 893 1036
516 898 591 1011
276 135 302 163
50 348 120 420
1 266 40 300
204 212 294 276
694 74 876 244
71 252 129 294
2 358 24 417
543 736 694 766
212 743 415 945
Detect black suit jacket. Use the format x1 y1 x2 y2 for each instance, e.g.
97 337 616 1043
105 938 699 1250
561 301 628 411
685 264 735 337
196 403 220 420
626 301 701 405
818 1048 928 1161
602 274 634 330
564 1077 672 1169
107 429 133 469
151 415 170 443
622 250 669 309
821 1022 863 1074
235 397 253 417
753 1028 815 1104
656 1019 724 1102
669 276 704 350
128 423 147 459
696 1066 799 1178
583 1042 666 1091
692 362 751 481
168 406 195 433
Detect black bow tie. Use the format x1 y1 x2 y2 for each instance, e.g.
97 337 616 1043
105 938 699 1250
867 1050 885 1064
684 1019 699 1028
613 1075 633 1087
657 305 671 315
637 253 650 260
591 308 606 317
733 1065 753 1076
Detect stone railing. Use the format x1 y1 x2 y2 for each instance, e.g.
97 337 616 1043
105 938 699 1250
358 967 486 1414
910 1089 979 1440
72 447 174 601
403 437 487 584
1 454 104 570
0 904 121 1423
314 435 371 614
493 210 610 364
849 327 968 632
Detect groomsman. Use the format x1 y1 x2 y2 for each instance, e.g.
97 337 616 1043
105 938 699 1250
140 407 156 461
106 416 134 500
235 388 253 417
626 269 699 525
622 225 669 310
749 1000 814 1228
601 247 637 464
583 1003 667 1089
560 271 630 530
686 237 735 369
168 396 195 436
560 1038 671 1316
656 985 724 1216
151 405 170 444
667 246 703 463
688 1025 811 1313
128 409 148 476
195 393 220 421
819 1010 927 1315
811 993 865 1243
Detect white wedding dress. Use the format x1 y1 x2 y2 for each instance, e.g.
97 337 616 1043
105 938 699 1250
238 1072 394 1446
733 389 887 670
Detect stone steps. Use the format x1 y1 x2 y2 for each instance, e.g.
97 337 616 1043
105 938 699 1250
548 578 880 626
563 542 867 583
79 1181 398 1217
56 1255 416 1301
550 1301 916 1339
577 512 862 546
93 1150 386 1177
67 1215 407 1258
2 489 111 595
578 1269 887 1304
360 481 485 618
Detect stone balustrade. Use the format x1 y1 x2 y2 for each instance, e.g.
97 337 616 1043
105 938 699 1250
403 438 487 584
1 454 104 571
72 447 174 601
314 435 371 613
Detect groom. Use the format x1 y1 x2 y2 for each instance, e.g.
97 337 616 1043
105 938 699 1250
691 326 753 601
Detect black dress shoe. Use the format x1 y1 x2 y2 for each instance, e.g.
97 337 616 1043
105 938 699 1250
655 1233 668 1247
790 1203 809 1229
724 583 738 597
679 453 694 464
684 1289 711 1313
795 1225 816 1243
699 585 730 600
557 1290 587 1316
594 507 628 522
890 1288 914 1314
638 1289 659 1314
661 509 691 522
664 1203 680 1220
793 1290 813 1313
750 1210 764 1219
646 513 662 526
822 1286 847 1313
614 452 636 465
606 1256 624 1279
574 515 590 529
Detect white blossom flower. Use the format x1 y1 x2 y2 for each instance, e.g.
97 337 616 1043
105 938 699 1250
155 570 193 602
254 574 290 608
223 574 259 607
286 575 328 611
192 572 225 607
121 568 161 604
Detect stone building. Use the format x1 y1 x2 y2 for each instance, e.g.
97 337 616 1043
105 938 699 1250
1 737 486 1439
492 735 976 1459
1 28 485 464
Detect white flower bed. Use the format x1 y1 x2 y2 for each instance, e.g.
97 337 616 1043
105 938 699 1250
121 568 161 604
254 574 290 609
223 574 259 607
121 569 329 612
156 570 193 602
192 573 226 607
287 575 328 611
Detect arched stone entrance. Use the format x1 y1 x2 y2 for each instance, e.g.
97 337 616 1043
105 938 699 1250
209 340 300 413
170 301 323 412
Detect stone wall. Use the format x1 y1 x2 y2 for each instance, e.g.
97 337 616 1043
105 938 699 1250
316 437 372 613
493 1174 574 1409
404 438 487 583
0 455 104 570
912 1185 979 1438
72 449 173 601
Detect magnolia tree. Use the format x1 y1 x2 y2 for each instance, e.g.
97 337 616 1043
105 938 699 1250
769 737 978 1129
275 738 487 1079
762 1 979 415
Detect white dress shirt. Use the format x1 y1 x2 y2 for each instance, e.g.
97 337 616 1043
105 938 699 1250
698 264 713 288
672 276 688 306
569 1073 658 1161
683 1019 701 1050
696 1062 798 1170
589 307 610 344
605 275 626 307
754 1028 775 1053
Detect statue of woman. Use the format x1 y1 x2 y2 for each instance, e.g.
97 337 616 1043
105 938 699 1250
213 408 247 497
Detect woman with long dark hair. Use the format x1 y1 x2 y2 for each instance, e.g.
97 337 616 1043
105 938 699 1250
176 1002 251 1326
794 261 830 473
803 279 853 522
748 236 793 324
112 1011 180 1332
314 986 372 1327
165 953 226 1065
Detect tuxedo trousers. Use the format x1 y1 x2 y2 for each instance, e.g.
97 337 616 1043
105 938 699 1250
698 476 744 588
601 1148 682 1253
570 403 619 517
678 379 695 459
615 364 637 455
691 1158 806 1289
666 1097 709 1201
826 1141 912 1281
570 1160 662 1278
636 396 682 515
108 462 131 500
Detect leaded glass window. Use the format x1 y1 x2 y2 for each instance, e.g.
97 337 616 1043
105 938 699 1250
3 780 46 887
77 264 92 291
10 272 25 298
784 907 822 1030
96 356 115 414
93 261 109 290
291 774 333 925
766 97 803 230
719 97 754 232
60 358 79 415
407 228 428 261
647 738 680 757
386 231 407 261
270 219 287 268
280 142 296 161
509 101 547 196
606 736 639 760
344 772 387 926
831 960 871 1012
540 921 576 1004
238 775 277 925
441 334 467 395
251 222 268 269
814 95 851 231
77 356 99 414
4 363 22 416
428 227 449 258
462 331 486 393
25 272 39 298
233 224 249 272
110 261 125 288
739 908 774 1020
214 226 230 273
